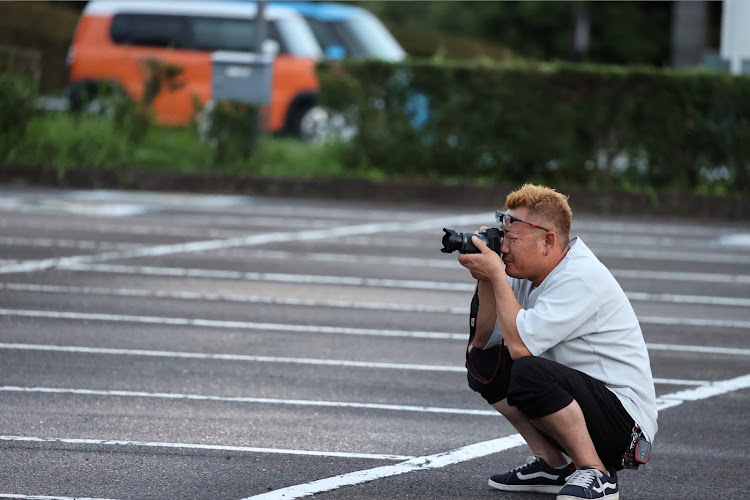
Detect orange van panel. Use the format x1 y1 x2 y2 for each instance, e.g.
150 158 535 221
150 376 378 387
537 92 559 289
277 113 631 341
70 13 319 132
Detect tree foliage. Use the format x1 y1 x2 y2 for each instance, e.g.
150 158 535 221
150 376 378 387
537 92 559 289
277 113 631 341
358 1 672 66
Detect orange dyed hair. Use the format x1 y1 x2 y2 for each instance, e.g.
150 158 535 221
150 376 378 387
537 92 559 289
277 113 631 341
505 184 572 245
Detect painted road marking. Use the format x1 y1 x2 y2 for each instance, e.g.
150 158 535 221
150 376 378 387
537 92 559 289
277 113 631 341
0 213 492 274
0 435 411 461
0 494 116 500
351 233 745 250
2 374 747 500
0 386 500 416
0 343 464 369
241 372 750 499
0 237 137 250
6 232 750 264
54 263 750 289
0 283 469 314
244 435 528 500
655 373 750 410
4 283 748 313
3 306 750 334
715 233 750 248
1 343 748 374
0 310 462 340
207 246 750 266
0 377 708 417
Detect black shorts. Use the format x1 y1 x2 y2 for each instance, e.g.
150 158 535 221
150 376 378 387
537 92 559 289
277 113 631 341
469 346 634 468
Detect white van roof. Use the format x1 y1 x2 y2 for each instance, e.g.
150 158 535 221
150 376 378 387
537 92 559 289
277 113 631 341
84 0 299 20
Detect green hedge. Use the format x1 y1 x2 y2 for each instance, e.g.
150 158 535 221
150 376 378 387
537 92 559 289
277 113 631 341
318 59 750 194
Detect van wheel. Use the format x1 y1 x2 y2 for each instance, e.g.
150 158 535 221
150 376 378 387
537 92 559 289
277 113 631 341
66 80 128 117
294 105 330 142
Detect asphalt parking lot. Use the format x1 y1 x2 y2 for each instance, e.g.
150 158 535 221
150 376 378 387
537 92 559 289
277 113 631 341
0 186 748 500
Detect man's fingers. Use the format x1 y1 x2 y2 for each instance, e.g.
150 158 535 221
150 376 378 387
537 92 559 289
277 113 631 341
471 235 490 253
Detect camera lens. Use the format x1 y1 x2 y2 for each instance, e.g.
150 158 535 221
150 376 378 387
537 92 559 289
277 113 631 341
441 228 481 253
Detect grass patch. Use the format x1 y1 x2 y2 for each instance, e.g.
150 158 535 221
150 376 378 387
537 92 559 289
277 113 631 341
3 111 741 199
6 112 358 181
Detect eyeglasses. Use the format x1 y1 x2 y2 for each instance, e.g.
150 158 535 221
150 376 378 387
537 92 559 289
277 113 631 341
495 210 550 232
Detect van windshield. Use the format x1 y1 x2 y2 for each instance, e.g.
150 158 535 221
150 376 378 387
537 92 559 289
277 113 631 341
275 16 323 58
338 12 405 61
305 11 405 61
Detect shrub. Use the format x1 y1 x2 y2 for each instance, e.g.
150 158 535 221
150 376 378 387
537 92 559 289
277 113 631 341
0 70 37 158
318 59 750 194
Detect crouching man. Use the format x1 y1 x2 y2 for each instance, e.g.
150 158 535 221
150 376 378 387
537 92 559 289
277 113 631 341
458 184 657 500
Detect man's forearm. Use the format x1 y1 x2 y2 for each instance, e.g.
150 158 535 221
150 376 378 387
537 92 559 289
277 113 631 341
471 280 498 348
491 273 532 359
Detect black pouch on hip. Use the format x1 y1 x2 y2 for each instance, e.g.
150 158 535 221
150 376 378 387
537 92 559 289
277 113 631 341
465 284 510 395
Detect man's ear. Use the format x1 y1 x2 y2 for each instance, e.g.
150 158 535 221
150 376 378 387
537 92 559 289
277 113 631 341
544 231 557 251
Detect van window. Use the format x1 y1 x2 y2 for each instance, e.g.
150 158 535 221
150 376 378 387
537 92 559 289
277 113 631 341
304 17 340 51
111 14 189 48
191 17 255 52
109 13 318 57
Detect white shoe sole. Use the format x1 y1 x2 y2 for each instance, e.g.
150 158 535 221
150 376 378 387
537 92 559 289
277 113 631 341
557 493 619 500
488 478 562 494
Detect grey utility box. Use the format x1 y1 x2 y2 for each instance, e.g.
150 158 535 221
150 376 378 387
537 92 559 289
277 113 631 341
211 51 274 105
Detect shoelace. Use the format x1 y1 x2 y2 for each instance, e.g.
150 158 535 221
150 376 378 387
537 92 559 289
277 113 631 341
511 456 542 474
565 468 602 487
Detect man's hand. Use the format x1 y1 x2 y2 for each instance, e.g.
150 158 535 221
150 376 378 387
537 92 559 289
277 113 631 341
458 235 506 283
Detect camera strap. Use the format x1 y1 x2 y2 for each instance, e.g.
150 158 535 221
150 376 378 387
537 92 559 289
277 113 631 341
465 283 503 385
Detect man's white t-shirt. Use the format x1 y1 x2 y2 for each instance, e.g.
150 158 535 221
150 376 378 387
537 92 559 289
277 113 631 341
487 236 658 442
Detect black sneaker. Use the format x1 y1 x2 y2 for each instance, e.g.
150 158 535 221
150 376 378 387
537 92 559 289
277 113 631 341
488 456 572 493
557 467 619 500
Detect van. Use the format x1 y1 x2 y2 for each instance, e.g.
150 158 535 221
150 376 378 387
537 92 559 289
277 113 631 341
67 0 324 137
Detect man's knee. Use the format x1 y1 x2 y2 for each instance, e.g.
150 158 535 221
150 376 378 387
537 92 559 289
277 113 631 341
507 356 574 419
508 355 546 386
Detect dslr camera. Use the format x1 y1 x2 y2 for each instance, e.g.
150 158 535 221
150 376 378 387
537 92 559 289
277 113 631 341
441 227 504 256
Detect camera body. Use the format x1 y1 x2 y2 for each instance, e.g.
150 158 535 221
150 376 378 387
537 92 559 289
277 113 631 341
441 227 504 256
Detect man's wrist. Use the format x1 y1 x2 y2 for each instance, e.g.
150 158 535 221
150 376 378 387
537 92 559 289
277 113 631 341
488 267 507 287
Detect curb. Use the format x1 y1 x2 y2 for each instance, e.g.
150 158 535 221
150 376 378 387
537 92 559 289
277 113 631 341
1 163 748 220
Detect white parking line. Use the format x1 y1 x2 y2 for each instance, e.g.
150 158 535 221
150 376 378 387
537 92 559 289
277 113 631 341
213 246 750 266
244 435 528 500
0 237 137 250
0 494 116 500
0 213 491 274
241 372 750 499
0 435 412 461
55 261 750 289
7 232 750 264
0 283 467 314
0 386 499 416
612 269 750 284
655 373 750 410
0 310 462 340
0 379 708 416
1 375 745 500
38 263 480 291
2 343 748 375
0 342 464 370
4 282 749 309
2 306 750 336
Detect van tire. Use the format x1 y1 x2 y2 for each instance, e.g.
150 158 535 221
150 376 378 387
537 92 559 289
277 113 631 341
297 105 330 142
285 93 328 141
66 80 128 116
